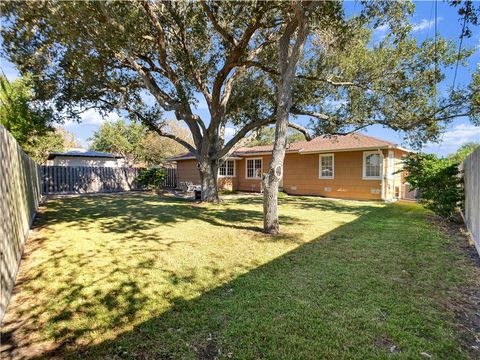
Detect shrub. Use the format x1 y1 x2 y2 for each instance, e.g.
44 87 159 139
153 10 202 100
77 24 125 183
135 168 167 192
404 153 463 220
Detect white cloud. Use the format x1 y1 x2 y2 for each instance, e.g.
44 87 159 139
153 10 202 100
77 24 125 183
193 94 209 110
372 24 389 42
325 99 347 110
64 109 120 127
224 127 236 141
424 124 480 155
377 24 389 32
411 17 442 32
373 23 389 34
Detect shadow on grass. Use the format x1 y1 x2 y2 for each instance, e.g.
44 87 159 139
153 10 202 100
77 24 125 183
39 194 378 236
37 194 316 235
2 197 468 359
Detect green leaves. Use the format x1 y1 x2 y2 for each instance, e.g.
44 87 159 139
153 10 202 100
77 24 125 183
403 153 463 220
89 119 193 165
1 0 477 158
0 74 54 145
135 168 167 191
0 74 77 162
89 120 148 165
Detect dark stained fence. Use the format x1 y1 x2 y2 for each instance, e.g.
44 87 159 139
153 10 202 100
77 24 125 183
39 166 177 195
163 167 177 189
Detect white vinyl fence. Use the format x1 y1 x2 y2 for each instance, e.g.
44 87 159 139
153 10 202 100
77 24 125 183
462 147 480 256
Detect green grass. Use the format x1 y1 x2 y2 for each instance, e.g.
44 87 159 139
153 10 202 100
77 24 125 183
1 193 476 359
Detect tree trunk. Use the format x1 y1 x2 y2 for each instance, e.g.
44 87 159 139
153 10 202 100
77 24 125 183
262 5 310 234
198 158 220 202
262 120 289 234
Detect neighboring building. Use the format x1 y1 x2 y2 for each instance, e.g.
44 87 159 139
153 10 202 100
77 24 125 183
170 133 413 201
47 148 125 167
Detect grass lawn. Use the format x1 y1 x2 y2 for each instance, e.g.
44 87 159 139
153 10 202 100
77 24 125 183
1 193 478 359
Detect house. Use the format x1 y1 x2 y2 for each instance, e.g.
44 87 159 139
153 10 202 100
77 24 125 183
170 133 414 201
47 148 125 167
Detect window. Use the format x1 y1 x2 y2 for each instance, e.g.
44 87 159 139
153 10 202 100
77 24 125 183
363 151 382 179
218 160 235 177
319 154 334 179
246 158 262 179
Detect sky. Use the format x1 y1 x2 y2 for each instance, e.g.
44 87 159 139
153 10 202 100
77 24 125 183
1 1 479 156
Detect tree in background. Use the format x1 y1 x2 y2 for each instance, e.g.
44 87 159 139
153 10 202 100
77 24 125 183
448 142 479 163
89 120 192 165
404 153 463 220
0 74 79 163
403 142 479 221
0 74 54 146
89 120 147 165
249 127 306 147
23 126 80 163
140 122 193 165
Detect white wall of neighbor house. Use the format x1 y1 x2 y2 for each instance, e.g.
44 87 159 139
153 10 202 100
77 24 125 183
47 156 125 167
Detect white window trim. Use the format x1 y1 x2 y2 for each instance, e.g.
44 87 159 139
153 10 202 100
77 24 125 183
245 157 263 179
319 153 334 179
218 159 236 178
387 150 395 179
363 151 383 180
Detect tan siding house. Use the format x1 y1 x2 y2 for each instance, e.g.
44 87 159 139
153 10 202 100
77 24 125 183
47 149 125 167
172 133 411 201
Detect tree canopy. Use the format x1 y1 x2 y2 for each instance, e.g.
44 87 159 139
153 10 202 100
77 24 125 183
0 74 79 162
1 1 478 201
0 74 54 146
448 142 480 163
89 119 192 165
248 127 306 147
24 126 80 163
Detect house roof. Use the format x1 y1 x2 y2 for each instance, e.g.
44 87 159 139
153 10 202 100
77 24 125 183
47 149 123 160
169 133 409 161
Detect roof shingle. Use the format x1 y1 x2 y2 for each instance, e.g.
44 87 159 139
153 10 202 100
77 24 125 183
235 133 397 155
169 133 405 161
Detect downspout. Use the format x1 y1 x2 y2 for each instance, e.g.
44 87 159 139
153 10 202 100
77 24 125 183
380 149 385 201
392 149 396 200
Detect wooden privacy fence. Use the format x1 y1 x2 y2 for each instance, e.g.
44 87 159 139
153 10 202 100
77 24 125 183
163 167 177 189
39 166 177 195
1 125 42 321
461 147 480 256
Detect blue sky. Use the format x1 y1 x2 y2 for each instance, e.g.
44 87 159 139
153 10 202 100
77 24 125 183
1 1 479 156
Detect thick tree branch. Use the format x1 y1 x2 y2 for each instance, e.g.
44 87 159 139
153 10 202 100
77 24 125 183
219 36 279 116
209 6 267 132
171 11 212 107
127 106 196 154
98 0 204 148
242 60 364 87
214 118 275 160
287 122 312 140
200 1 236 45
213 118 311 160
290 107 330 120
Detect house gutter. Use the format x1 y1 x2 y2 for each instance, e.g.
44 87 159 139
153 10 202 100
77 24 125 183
299 146 392 154
380 150 386 201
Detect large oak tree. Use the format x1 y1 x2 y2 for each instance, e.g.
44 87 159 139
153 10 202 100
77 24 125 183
1 1 311 201
1 1 478 211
